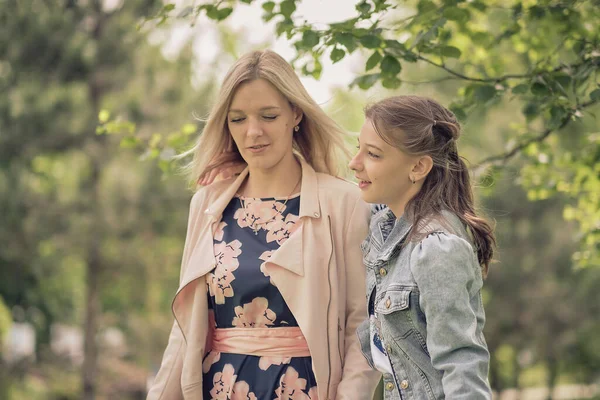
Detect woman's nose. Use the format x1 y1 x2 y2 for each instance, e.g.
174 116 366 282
247 118 263 137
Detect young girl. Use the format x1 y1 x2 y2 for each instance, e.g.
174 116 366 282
350 95 494 399
147 50 380 400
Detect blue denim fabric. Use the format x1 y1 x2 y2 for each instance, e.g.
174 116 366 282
356 208 492 399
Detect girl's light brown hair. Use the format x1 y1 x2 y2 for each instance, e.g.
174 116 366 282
365 95 495 275
183 50 350 186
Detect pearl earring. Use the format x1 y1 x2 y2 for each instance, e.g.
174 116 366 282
294 125 300 132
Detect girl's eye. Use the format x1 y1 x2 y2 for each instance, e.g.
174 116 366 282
368 151 381 159
230 117 245 123
263 115 278 120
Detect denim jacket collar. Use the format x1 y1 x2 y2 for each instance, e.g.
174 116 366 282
369 207 413 262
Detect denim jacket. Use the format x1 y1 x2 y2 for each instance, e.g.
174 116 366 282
356 207 491 399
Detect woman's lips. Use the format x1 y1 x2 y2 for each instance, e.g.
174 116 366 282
247 144 269 153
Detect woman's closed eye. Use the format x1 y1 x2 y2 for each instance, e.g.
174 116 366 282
230 117 245 123
263 115 278 120
368 151 381 159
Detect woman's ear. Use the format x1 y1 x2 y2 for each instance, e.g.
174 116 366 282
293 106 303 126
413 155 433 181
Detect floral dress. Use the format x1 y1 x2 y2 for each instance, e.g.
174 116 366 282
202 194 319 400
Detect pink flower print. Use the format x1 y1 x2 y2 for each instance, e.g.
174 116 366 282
210 364 237 400
259 250 276 286
266 213 302 245
231 381 258 400
234 198 286 233
258 356 292 371
214 221 227 241
203 351 221 373
308 386 319 400
274 366 310 400
209 240 242 304
233 205 252 228
232 297 276 328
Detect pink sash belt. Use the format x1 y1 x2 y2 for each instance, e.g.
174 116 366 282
211 327 311 357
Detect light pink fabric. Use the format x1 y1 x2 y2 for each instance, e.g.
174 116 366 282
211 326 310 357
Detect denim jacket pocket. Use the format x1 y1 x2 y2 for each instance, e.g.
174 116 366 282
375 288 410 315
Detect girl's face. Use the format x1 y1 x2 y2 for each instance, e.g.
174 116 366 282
348 119 421 216
227 79 302 173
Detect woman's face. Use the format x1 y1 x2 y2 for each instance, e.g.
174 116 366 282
227 79 301 173
348 119 419 215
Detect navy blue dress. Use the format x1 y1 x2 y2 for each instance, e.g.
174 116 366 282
202 195 319 400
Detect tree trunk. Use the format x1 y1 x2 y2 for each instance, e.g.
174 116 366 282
82 211 101 400
546 353 558 400
82 3 105 398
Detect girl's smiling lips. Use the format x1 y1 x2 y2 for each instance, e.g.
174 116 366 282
355 176 372 189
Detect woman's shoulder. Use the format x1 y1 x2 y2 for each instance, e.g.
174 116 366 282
190 176 238 210
315 173 361 199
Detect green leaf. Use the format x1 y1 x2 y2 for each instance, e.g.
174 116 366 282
474 85 496 101
523 103 540 120
366 51 382 71
120 136 141 149
276 19 294 36
163 4 175 13
98 110 110 123
216 7 233 20
512 84 529 94
440 45 461 58
531 82 550 96
352 73 380 90
330 48 345 63
590 89 600 102
262 1 275 12
380 55 401 76
352 28 369 37
443 7 469 23
382 76 401 89
302 30 320 48
356 1 371 14
449 104 467 121
280 0 296 18
335 33 357 53
417 0 437 13
360 35 381 49
470 1 488 11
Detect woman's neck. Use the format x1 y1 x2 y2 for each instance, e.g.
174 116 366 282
241 157 302 198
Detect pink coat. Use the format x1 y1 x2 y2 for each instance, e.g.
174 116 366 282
147 158 381 400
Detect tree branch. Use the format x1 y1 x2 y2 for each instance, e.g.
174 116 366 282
472 99 599 174
416 55 584 84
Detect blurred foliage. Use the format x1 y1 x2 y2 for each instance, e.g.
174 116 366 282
147 0 600 268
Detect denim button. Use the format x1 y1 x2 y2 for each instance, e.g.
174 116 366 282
385 298 391 308
379 268 387 276
400 380 409 389
385 382 394 391
386 344 392 354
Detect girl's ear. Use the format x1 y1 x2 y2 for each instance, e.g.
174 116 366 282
413 155 433 181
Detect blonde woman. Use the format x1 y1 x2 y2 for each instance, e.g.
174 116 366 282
147 50 381 400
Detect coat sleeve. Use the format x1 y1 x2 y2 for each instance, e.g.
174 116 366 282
409 232 492 399
147 191 204 400
335 197 382 400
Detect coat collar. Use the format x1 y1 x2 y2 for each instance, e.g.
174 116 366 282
203 156 322 221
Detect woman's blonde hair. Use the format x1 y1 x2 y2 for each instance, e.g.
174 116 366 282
184 50 350 188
